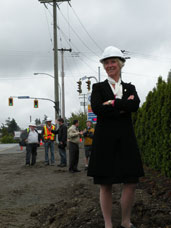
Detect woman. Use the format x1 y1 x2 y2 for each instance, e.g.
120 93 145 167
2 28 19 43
87 46 144 228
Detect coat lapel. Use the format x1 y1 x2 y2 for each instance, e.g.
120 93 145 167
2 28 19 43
121 81 130 98
101 80 130 99
102 79 115 98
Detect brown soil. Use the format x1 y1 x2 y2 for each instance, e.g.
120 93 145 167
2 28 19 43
0 144 171 228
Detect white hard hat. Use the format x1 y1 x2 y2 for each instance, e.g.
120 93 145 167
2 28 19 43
29 121 36 127
46 117 52 122
99 46 125 63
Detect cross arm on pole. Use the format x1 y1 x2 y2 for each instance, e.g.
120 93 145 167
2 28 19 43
38 0 70 3
79 76 99 82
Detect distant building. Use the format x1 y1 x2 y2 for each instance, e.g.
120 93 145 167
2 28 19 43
14 131 21 139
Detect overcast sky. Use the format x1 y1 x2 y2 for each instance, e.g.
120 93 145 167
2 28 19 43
0 0 171 129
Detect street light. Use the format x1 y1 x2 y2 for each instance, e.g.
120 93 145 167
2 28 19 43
33 72 62 117
34 72 54 78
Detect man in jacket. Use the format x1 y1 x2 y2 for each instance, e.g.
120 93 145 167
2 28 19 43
83 120 94 170
41 117 56 165
51 118 67 167
67 120 82 173
20 122 40 166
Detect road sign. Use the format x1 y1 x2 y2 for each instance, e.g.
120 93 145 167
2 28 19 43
18 96 30 99
87 104 97 123
81 76 87 80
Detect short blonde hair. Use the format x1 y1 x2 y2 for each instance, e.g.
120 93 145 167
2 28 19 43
116 58 125 69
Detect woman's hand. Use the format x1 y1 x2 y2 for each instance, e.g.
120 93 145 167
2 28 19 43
127 95 134 100
103 101 109 105
103 100 114 105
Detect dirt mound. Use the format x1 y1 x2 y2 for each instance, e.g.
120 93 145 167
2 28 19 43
32 173 171 228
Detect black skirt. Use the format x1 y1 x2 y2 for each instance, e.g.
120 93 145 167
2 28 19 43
94 176 139 185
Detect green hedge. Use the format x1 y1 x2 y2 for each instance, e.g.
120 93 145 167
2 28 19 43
0 135 17 144
133 77 171 177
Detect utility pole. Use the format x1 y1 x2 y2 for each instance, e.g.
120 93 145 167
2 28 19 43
58 48 72 120
38 0 70 121
83 94 86 114
53 0 58 120
79 94 87 114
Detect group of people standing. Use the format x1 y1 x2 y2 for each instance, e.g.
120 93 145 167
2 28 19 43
21 117 94 173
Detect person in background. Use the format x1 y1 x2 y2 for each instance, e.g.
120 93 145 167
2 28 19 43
67 120 83 173
21 121 40 166
51 118 67 167
83 120 94 170
87 46 144 228
41 117 56 166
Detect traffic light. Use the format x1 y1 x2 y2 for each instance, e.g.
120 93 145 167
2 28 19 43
77 80 82 94
8 97 13 106
86 80 91 91
34 99 38 108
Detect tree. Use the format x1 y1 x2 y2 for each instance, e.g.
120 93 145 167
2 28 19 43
134 75 171 177
67 111 87 130
5 118 20 134
35 118 41 125
0 124 8 137
167 69 171 83
0 118 20 143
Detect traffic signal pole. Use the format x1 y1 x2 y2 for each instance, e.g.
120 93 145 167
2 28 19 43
9 96 58 111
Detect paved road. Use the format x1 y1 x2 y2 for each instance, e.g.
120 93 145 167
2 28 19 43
0 143 24 154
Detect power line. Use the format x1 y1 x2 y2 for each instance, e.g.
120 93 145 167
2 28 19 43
67 2 71 48
57 25 98 73
69 3 103 52
43 5 53 46
122 71 160 78
125 50 171 62
56 3 100 58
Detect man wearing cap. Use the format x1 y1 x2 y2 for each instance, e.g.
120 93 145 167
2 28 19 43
83 120 94 170
68 120 83 173
41 117 56 165
21 122 40 166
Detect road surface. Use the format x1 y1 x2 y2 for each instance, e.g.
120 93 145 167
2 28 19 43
0 143 23 154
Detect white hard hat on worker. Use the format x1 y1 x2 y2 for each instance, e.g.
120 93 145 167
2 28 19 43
99 46 126 63
46 117 52 122
29 121 36 127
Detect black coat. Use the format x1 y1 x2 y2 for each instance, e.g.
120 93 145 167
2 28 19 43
87 79 144 179
51 124 67 148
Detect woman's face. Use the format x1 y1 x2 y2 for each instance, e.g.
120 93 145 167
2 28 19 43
103 58 121 79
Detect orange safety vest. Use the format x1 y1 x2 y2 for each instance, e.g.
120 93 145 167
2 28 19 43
43 125 55 141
